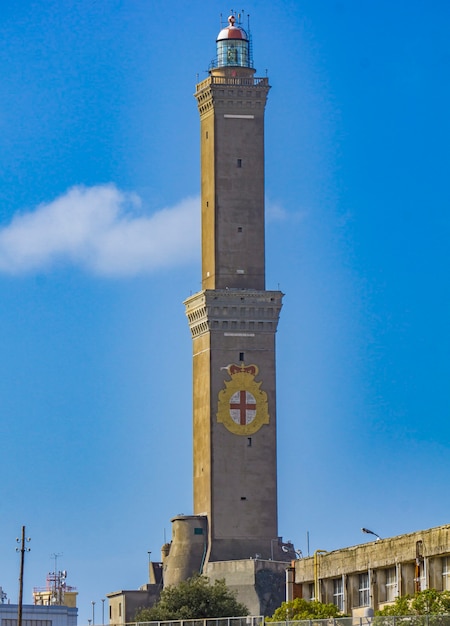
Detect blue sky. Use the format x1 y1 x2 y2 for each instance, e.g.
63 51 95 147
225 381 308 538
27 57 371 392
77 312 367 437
1 0 450 623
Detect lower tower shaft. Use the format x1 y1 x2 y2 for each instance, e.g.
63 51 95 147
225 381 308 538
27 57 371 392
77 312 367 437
185 288 282 561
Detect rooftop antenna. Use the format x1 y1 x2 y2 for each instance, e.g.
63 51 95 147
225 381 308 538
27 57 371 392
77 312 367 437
49 553 63 604
51 553 63 576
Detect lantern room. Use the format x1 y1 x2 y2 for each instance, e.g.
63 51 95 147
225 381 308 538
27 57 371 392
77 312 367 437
215 14 252 68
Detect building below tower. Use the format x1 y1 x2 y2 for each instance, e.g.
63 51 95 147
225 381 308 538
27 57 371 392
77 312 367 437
287 523 450 617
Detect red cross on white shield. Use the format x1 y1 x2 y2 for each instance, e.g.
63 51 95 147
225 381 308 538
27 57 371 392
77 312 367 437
229 390 257 425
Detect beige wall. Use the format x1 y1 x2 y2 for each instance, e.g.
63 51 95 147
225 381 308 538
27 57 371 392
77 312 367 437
107 586 160 626
289 524 450 615
205 558 288 617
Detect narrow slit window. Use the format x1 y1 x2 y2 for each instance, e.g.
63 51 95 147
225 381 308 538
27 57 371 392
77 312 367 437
237 158 242 168
239 352 244 361
247 437 252 447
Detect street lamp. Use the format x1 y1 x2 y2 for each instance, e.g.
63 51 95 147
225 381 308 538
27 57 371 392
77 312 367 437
313 549 327 602
362 527 381 540
91 601 96 625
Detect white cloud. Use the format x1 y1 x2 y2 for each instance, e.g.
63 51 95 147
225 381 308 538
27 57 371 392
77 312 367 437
265 198 308 222
266 199 288 221
0 185 200 276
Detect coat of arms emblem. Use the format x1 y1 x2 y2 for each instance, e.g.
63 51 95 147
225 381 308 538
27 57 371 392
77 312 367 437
217 363 269 435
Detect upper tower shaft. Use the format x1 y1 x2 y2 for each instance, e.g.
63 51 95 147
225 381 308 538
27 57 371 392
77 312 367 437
195 15 270 291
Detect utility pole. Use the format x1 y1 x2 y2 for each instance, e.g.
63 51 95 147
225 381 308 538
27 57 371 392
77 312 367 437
16 526 31 626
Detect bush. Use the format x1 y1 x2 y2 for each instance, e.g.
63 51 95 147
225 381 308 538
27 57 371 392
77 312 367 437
136 574 248 621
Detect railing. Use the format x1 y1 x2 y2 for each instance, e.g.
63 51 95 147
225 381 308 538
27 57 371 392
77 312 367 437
105 616 450 626
195 76 269 93
268 617 450 626
112 617 263 626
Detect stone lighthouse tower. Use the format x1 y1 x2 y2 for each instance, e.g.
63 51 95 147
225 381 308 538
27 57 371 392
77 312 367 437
162 15 294 600
185 13 290 563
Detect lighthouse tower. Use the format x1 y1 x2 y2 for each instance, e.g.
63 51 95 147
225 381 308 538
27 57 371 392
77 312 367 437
184 14 291 565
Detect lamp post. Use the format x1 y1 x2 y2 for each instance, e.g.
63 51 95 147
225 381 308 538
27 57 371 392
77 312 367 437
313 549 327 602
362 527 381 540
101 599 105 625
91 601 96 625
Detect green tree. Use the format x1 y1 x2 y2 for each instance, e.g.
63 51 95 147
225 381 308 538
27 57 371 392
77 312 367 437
376 589 450 616
267 598 344 621
135 575 248 621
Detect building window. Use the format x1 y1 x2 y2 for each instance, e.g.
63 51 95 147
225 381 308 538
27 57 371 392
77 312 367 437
386 567 397 601
119 602 122 617
417 560 426 591
3 622 52 626
309 582 315 601
358 572 370 606
237 158 242 168
333 577 344 611
443 557 450 590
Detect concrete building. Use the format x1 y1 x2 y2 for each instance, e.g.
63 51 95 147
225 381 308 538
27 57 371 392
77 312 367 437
0 603 77 626
107 563 162 626
286 524 450 617
107 586 160 626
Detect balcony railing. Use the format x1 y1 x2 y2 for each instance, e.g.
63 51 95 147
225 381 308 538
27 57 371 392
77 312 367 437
195 75 269 94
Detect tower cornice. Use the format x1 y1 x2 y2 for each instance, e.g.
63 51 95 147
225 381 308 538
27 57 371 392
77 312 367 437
195 75 270 119
184 289 283 339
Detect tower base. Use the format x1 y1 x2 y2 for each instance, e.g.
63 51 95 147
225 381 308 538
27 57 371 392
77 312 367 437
161 517 295 616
